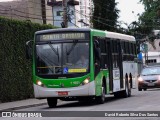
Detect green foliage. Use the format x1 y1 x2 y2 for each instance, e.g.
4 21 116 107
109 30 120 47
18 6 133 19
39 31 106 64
0 17 55 102
93 0 119 31
139 0 160 34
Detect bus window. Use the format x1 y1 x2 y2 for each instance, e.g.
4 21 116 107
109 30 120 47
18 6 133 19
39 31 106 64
99 39 107 69
94 40 101 63
94 39 101 76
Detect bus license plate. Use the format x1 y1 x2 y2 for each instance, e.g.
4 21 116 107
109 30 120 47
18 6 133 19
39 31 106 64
58 91 68 96
148 83 154 86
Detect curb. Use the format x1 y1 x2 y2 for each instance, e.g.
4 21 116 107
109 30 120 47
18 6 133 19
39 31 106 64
0 103 47 111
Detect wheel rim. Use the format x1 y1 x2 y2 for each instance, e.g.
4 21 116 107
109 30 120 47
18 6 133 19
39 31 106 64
126 82 129 96
102 87 105 101
128 81 131 95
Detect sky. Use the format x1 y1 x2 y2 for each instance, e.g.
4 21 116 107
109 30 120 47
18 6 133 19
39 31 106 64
116 0 144 27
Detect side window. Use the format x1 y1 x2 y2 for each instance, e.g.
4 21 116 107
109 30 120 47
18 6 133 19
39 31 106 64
99 39 107 69
126 42 129 54
93 37 100 77
93 38 101 63
124 41 127 54
121 41 125 54
134 43 137 56
99 39 106 53
112 40 119 68
57 11 63 16
131 43 134 55
123 41 128 61
128 42 131 55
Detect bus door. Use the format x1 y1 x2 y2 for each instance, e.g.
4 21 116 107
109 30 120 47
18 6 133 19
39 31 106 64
106 40 113 92
93 38 101 77
118 41 124 88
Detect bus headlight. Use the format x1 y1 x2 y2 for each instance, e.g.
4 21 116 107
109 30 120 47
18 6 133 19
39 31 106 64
81 77 90 85
36 80 46 87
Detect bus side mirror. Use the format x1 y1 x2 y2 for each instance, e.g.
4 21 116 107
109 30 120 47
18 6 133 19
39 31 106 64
26 40 33 59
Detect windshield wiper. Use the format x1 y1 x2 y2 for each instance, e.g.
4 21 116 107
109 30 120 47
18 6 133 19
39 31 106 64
66 40 78 56
48 43 60 62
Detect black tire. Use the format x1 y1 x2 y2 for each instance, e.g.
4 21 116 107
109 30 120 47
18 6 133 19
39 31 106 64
122 78 131 98
130 74 133 89
114 92 121 98
47 98 57 108
138 88 142 91
96 84 105 104
143 88 147 91
128 79 131 97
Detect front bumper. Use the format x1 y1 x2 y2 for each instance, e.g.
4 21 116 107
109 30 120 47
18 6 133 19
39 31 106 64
34 81 95 98
138 81 160 89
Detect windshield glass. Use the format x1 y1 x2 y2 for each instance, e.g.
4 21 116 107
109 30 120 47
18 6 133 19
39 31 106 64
141 67 160 76
36 42 89 75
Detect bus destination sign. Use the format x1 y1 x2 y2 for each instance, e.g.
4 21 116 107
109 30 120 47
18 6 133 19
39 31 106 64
39 33 86 41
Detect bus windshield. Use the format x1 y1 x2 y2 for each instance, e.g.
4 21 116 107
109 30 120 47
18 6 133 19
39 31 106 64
36 41 89 75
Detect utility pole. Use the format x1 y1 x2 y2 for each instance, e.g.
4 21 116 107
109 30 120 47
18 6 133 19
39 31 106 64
41 0 46 24
62 0 68 28
10 6 12 19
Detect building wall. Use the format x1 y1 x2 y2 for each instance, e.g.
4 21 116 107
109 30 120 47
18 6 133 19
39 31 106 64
53 5 64 27
75 4 81 27
53 5 76 27
146 39 160 52
0 0 93 27
78 0 93 27
45 0 54 25
141 38 160 65
0 0 29 21
142 52 160 65
47 0 93 28
27 0 43 24
0 0 53 25
50 0 80 28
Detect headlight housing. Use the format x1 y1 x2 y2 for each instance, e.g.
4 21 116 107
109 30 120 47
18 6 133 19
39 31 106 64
158 76 160 81
36 80 46 87
81 77 90 85
138 77 143 82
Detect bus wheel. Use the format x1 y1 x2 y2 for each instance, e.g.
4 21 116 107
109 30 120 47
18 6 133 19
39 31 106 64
114 92 120 98
143 88 147 91
47 98 57 108
138 87 142 91
122 78 131 98
96 84 105 104
128 78 131 97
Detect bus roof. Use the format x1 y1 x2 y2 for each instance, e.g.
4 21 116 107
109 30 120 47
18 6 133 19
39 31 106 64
105 31 136 42
35 28 135 42
35 28 90 35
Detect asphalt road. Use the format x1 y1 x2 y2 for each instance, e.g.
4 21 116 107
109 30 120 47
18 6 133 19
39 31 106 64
2 88 160 120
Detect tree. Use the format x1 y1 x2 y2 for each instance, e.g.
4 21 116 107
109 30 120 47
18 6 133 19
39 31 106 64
134 0 160 49
92 0 119 31
139 0 160 34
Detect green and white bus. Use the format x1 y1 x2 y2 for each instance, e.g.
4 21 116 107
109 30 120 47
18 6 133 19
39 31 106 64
26 28 138 108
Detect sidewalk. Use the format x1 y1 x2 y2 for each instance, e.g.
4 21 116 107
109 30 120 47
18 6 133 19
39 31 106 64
0 99 47 111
